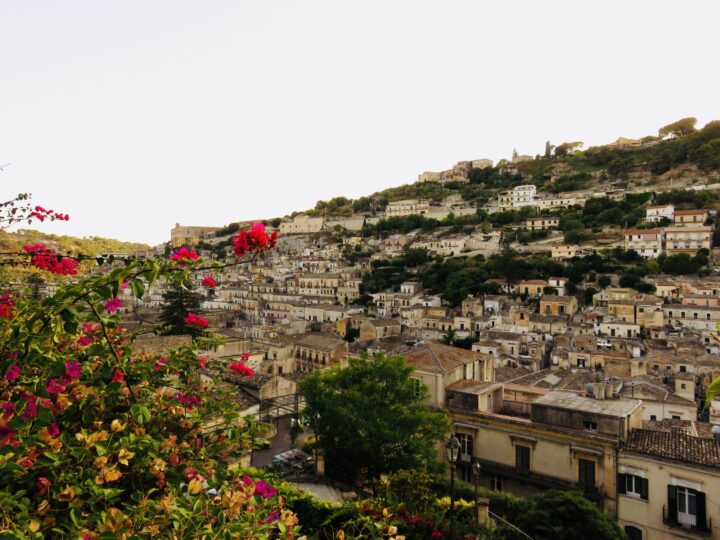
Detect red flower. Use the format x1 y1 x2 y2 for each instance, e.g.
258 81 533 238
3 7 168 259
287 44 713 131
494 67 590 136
0 293 15 318
232 222 277 258
104 297 123 313
111 369 125 383
154 357 168 372
36 477 51 496
5 364 20 381
23 244 79 275
198 355 208 369
241 352 250 360
229 362 254 377
47 423 60 437
184 313 209 329
201 275 216 288
171 247 199 263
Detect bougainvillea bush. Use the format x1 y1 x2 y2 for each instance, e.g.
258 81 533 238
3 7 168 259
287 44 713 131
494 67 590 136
0 214 299 538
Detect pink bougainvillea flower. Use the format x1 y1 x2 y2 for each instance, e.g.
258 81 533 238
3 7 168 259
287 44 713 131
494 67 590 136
231 222 277 258
104 297 123 313
36 477 51 496
241 352 250 360
0 293 15 319
1 403 16 420
65 360 82 380
184 313 209 329
111 369 125 383
47 423 60 437
170 247 199 263
198 355 208 369
229 362 254 377
45 378 66 395
153 357 168 372
21 395 38 419
201 275 216 288
5 364 20 382
23 244 79 275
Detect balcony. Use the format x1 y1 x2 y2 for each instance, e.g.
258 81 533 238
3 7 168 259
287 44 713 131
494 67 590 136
663 505 711 536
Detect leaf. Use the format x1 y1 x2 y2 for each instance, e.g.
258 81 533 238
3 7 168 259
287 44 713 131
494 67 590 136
706 376 720 407
130 278 145 299
130 404 151 424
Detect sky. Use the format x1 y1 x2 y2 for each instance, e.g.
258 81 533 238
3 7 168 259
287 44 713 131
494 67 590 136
1 1 719 245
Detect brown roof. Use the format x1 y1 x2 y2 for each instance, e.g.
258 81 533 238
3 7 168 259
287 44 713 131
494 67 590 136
625 428 720 468
403 341 480 373
294 333 346 351
675 209 708 215
624 228 662 235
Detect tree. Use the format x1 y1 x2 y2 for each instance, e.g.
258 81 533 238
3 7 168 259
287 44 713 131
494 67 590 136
690 138 720 171
659 117 697 139
517 490 626 540
159 280 203 336
299 353 449 488
554 141 583 158
270 217 282 228
649 149 676 175
598 275 612 289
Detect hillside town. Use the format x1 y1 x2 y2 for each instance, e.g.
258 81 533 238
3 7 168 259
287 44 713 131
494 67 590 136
67 123 720 539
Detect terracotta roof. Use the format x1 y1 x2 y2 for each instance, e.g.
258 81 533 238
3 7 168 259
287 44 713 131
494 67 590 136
624 428 720 468
675 209 708 215
624 228 662 235
403 341 480 373
294 333 346 351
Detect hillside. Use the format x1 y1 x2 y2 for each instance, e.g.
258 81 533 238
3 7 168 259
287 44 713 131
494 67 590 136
304 117 720 216
0 229 151 280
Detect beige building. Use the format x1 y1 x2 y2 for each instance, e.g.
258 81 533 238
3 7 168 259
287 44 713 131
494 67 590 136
385 199 431 217
279 215 325 234
293 333 348 372
618 423 719 539
498 184 537 210
449 388 642 514
646 204 675 223
403 342 494 409
170 223 222 248
525 216 560 231
539 295 579 316
664 225 712 255
674 209 709 227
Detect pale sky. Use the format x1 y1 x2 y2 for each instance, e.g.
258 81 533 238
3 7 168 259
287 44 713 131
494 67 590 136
1 1 719 245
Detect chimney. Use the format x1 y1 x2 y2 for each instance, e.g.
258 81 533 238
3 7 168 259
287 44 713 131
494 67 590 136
593 382 606 400
712 425 720 442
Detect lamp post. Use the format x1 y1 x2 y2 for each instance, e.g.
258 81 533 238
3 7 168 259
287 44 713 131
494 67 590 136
445 434 460 540
313 412 321 476
472 459 482 532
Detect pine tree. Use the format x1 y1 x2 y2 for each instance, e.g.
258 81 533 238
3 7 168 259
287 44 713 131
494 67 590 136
159 281 202 336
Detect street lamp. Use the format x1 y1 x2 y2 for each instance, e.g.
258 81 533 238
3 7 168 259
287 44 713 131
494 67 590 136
445 434 460 540
313 413 321 476
472 459 482 532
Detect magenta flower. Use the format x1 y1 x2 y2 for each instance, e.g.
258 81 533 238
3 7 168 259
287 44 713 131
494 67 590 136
104 297 123 313
47 423 60 437
45 378 66 394
65 360 82 380
111 369 125 383
5 364 20 382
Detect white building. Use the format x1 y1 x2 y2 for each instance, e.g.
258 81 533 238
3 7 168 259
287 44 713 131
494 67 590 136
645 204 674 223
385 199 431 217
497 185 537 210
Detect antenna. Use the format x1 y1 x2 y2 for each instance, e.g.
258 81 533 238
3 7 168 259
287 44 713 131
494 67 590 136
0 163 10 171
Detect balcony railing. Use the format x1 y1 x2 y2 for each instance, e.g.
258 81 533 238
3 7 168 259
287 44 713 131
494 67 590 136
662 505 711 535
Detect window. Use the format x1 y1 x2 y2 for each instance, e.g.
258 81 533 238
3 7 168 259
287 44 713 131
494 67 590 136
578 459 595 490
515 445 530 473
411 378 422 397
577 357 586 368
457 433 473 459
583 420 598 431
681 383 686 389
489 475 503 491
679 365 687 372
650 415 657 421
618 474 648 499
624 526 642 540
672 415 681 420
668 485 706 529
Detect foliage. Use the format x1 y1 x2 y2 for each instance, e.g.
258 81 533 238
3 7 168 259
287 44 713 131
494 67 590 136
659 117 697 139
299 354 449 487
0 216 297 537
159 280 203 337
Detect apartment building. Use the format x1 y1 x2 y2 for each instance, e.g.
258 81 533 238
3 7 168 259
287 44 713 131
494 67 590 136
525 216 560 231
664 225 712 255
384 199 431 217
624 229 664 258
498 185 537 210
674 209 709 227
645 205 675 223
618 423 720 539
